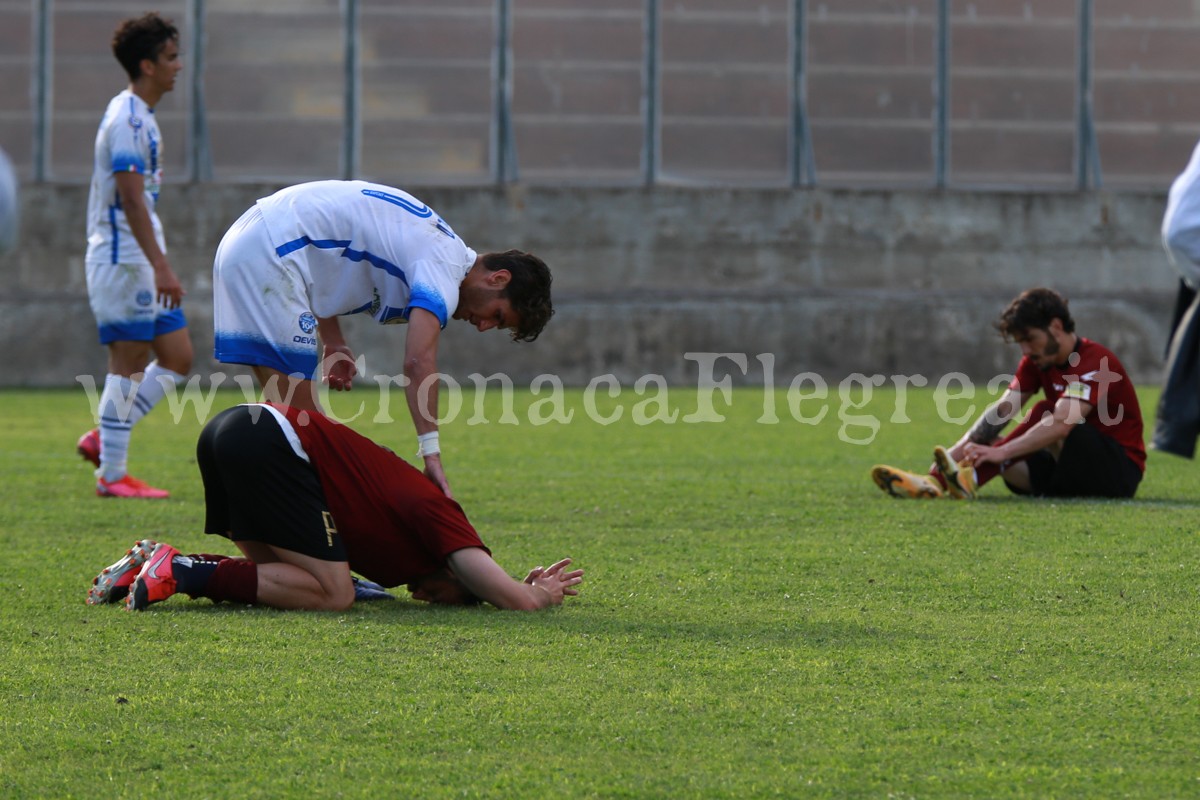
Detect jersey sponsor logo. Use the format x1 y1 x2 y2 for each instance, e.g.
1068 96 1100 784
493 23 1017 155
298 312 317 334
136 290 153 307
293 335 317 345
1063 381 1091 402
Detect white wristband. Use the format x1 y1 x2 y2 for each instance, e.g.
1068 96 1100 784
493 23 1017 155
416 431 441 458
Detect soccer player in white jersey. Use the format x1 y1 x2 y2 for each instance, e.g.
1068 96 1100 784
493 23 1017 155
76 13 193 499
212 180 555 499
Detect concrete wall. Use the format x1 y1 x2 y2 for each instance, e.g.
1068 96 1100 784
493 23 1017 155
4 184 1177 389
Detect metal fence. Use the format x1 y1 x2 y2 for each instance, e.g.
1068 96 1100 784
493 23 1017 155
5 0 1200 189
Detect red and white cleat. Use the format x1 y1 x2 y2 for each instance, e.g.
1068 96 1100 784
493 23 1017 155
86 539 157 605
127 542 181 611
96 474 170 499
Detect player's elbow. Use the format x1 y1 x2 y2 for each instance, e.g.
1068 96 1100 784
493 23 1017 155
403 354 436 380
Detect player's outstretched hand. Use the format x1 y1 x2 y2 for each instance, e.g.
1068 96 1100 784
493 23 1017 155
323 344 357 391
524 558 584 605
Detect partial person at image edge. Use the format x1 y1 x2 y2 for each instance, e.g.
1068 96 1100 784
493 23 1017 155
1154 138 1200 458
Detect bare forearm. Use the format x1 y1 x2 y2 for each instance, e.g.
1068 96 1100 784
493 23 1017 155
122 197 167 266
316 316 347 348
966 402 1012 444
994 418 1073 462
404 357 439 435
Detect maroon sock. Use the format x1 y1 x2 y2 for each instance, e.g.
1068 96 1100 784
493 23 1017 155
186 553 231 562
974 461 1001 487
928 466 949 490
199 559 258 605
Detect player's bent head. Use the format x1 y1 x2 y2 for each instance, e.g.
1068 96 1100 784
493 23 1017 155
407 569 483 606
482 250 554 343
996 287 1074 341
112 12 179 80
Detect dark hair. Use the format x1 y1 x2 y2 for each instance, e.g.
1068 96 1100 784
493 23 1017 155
112 13 178 81
482 249 554 342
996 287 1075 340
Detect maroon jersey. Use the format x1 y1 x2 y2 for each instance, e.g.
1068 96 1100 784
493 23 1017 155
1009 337 1145 472
273 404 489 586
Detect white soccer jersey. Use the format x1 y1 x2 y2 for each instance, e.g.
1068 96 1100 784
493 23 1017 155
255 180 477 328
85 89 166 265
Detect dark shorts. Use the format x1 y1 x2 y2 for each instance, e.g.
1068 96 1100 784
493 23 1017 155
196 405 347 561
1007 423 1142 499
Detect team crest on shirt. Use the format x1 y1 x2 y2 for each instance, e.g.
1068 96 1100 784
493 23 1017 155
128 115 143 130
298 312 317 334
136 290 153 307
1063 381 1091 402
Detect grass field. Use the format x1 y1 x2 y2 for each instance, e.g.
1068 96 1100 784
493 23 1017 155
1 383 1198 798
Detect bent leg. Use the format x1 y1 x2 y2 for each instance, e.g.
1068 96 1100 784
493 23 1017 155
240 542 354 610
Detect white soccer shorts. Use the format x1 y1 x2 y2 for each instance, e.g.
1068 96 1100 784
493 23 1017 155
212 204 319 379
85 260 188 344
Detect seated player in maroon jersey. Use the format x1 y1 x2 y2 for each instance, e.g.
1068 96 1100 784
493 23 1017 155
86 403 583 611
871 287 1145 500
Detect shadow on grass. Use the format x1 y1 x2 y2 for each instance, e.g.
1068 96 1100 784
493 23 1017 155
143 596 909 649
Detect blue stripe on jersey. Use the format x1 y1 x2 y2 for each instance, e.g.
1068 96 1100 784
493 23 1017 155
108 205 119 264
406 284 449 327
111 151 146 174
274 236 410 286
379 305 409 323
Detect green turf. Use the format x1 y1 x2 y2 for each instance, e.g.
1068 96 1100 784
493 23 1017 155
1 384 1197 798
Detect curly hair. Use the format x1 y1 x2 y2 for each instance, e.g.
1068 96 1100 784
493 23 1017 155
482 250 554 342
112 13 178 81
996 287 1075 340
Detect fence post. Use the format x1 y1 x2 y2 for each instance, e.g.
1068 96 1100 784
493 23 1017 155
188 0 212 182
790 0 816 187
1076 0 1102 189
341 0 360 180
32 0 52 182
933 0 949 188
642 0 659 187
493 0 517 184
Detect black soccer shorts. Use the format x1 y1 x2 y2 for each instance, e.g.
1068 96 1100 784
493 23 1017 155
196 405 347 561
1013 423 1142 499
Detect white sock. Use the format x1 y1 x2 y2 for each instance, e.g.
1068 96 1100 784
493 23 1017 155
97 374 137 482
128 361 186 425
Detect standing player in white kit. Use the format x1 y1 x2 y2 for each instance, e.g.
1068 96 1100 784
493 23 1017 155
76 13 193 499
211 180 554 499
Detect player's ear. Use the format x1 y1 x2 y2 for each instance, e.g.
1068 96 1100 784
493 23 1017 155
486 269 511 290
1048 318 1064 336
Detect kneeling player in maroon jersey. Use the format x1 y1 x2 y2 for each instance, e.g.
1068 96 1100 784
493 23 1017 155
88 403 582 611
